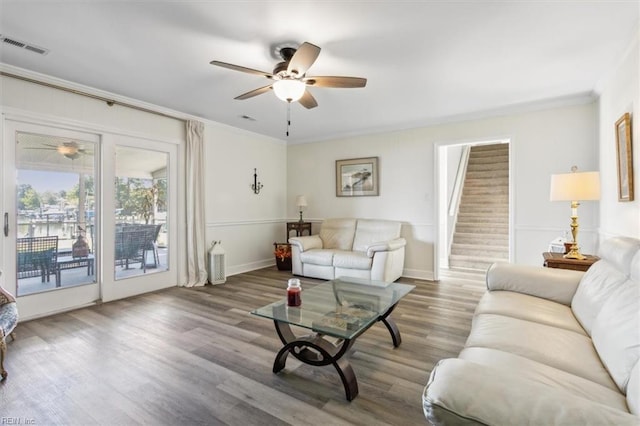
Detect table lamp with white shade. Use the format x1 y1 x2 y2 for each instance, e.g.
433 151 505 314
296 195 308 222
550 166 600 260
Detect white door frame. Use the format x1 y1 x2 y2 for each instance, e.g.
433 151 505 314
433 137 513 281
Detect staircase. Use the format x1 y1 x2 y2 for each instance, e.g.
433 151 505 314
449 143 509 271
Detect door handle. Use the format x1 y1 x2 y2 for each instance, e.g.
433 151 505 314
4 212 8 237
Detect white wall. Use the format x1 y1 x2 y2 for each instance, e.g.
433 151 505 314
203 123 288 276
287 102 599 279
597 28 640 239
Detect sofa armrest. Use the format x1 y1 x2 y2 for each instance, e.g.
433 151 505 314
423 358 638 426
486 262 584 305
288 235 323 252
365 238 406 258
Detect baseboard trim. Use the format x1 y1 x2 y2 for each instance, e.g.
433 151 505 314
401 268 435 281
227 259 275 277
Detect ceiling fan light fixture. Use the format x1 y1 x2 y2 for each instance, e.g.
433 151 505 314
57 144 77 156
56 142 81 159
273 79 305 102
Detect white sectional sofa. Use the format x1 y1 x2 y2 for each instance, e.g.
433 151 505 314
423 236 640 425
288 218 406 282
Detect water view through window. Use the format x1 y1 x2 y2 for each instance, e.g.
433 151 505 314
15 132 97 296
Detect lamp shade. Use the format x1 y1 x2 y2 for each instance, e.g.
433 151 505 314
550 171 601 201
295 195 308 208
273 79 306 102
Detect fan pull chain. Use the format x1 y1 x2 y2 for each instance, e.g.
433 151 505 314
286 101 291 137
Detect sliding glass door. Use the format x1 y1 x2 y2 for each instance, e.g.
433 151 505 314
99 136 177 302
3 120 179 318
3 121 101 318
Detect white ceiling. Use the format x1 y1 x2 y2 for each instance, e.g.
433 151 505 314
1 1 638 143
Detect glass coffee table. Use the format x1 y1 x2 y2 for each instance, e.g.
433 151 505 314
251 277 415 401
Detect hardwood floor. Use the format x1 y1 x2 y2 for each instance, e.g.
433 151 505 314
1 268 486 425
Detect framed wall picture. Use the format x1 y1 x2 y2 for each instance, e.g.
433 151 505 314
615 112 634 202
336 157 379 197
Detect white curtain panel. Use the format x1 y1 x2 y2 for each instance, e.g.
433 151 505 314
183 120 208 286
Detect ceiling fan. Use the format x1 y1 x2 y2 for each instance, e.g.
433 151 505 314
24 141 90 160
210 42 367 109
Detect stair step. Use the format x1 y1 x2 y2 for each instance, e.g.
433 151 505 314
465 168 509 177
463 176 509 185
453 233 509 245
460 196 509 205
454 228 509 241
457 213 508 223
451 243 508 256
449 254 507 271
458 208 508 217
462 187 508 196
467 155 509 165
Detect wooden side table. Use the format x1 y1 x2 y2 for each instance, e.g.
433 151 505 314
542 252 600 272
287 222 312 240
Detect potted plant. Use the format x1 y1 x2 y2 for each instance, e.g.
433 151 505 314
273 242 292 271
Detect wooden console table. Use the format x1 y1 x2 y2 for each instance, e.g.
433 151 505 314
542 252 599 272
286 222 312 240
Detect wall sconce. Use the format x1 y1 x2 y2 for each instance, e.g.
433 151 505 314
251 168 263 194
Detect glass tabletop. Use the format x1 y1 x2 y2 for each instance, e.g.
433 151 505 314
251 277 415 340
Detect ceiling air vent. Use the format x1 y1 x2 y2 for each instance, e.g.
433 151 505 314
0 35 49 55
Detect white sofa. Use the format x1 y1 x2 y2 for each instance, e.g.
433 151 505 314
288 218 406 282
423 236 640 425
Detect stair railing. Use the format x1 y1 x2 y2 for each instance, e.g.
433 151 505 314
448 146 470 217
447 146 471 254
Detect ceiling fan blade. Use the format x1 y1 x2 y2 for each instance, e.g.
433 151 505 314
298 90 318 109
287 42 321 77
304 76 367 88
210 61 274 79
235 85 273 100
22 147 56 150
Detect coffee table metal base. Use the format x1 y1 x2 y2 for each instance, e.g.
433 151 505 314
272 304 401 401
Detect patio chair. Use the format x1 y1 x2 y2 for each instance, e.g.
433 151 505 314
115 229 142 269
116 224 162 272
16 236 59 285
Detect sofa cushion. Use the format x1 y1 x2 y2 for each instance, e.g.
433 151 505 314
486 262 583 305
475 291 586 335
591 277 640 393
465 313 618 390
352 219 401 252
572 260 629 335
423 358 639 426
333 251 372 270
319 218 357 250
459 347 629 411
597 237 640 275
572 237 640 334
299 249 338 266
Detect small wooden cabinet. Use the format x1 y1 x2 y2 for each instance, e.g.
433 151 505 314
543 252 600 272
287 222 312 240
